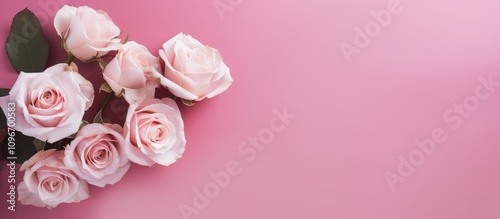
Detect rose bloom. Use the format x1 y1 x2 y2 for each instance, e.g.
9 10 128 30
103 41 160 104
54 5 121 61
124 98 186 166
64 123 131 187
154 33 233 101
18 149 90 209
0 63 94 143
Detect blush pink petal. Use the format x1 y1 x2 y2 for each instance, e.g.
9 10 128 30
205 63 233 98
123 98 186 166
157 33 232 101
18 182 47 208
54 5 121 61
2 64 92 143
18 149 90 208
78 7 100 40
72 71 95 110
153 70 198 100
65 16 90 51
118 66 147 89
103 58 126 94
103 41 160 104
64 123 130 187
53 5 77 37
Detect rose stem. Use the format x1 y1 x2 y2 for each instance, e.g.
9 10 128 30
55 140 65 151
66 53 75 65
100 92 113 112
94 92 113 123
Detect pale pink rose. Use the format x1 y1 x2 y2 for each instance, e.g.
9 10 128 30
18 149 90 209
64 123 130 187
0 63 94 143
54 5 121 61
103 41 160 104
124 98 186 166
154 33 233 101
68 62 94 110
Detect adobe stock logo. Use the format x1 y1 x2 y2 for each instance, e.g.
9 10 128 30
34 0 72 27
384 74 500 192
178 106 296 219
339 0 419 63
213 0 243 21
7 0 72 56
102 97 128 123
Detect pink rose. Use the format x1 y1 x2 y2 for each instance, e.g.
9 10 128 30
54 5 121 61
0 63 94 143
103 41 160 104
124 98 186 166
64 123 130 187
154 33 233 101
18 149 90 209
68 62 95 110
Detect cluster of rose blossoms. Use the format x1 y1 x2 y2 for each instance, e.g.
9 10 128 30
0 5 232 208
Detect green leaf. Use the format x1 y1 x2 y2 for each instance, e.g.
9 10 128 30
1 130 38 163
5 8 49 73
98 59 108 70
0 109 6 130
99 83 113 93
33 139 46 152
0 88 9 97
121 34 129 44
66 53 75 65
80 120 89 128
94 110 104 124
181 99 195 106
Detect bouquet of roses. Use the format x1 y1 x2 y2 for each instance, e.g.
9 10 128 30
0 5 232 208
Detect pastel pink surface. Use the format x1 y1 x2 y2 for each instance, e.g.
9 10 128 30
1 0 500 219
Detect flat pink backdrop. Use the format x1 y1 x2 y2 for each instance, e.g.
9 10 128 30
1 0 500 219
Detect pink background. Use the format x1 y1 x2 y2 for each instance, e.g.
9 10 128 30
1 0 500 219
